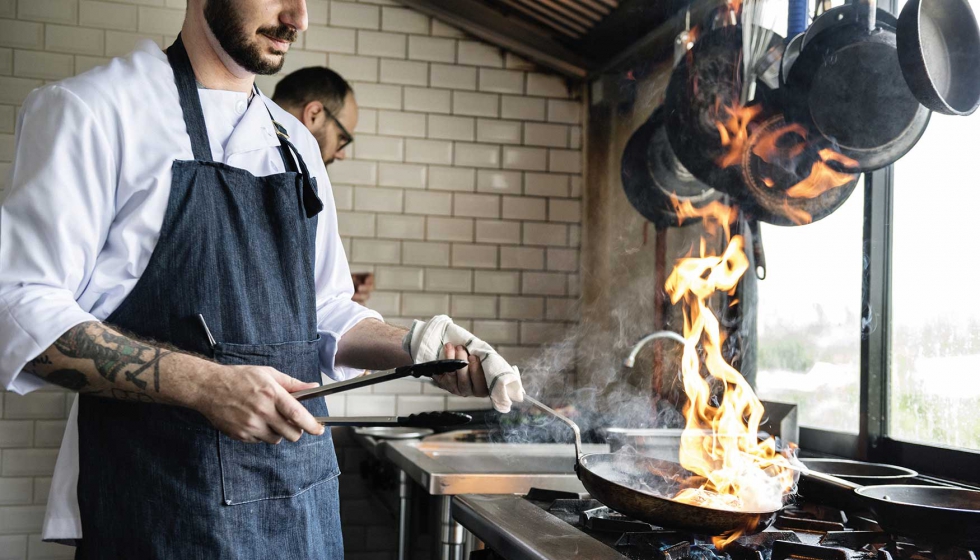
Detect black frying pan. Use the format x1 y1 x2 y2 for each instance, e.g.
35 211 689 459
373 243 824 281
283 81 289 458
805 470 980 547
527 396 783 537
897 0 980 116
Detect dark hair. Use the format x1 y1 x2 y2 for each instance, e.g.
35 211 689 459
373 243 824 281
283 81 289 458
272 66 353 115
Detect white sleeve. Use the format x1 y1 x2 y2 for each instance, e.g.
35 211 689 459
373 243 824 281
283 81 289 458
306 140 383 381
0 85 114 394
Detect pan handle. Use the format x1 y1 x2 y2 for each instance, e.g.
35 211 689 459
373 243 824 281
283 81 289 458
524 395 583 460
802 469 863 491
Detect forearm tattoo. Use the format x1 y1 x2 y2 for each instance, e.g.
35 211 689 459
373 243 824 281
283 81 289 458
24 322 173 401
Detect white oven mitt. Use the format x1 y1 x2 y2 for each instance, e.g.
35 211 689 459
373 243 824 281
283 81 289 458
403 315 525 413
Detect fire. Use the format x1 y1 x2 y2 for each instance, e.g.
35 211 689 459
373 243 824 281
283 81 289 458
785 150 860 199
664 203 799 548
715 104 763 168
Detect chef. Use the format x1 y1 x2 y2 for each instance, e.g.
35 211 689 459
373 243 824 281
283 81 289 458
0 0 524 558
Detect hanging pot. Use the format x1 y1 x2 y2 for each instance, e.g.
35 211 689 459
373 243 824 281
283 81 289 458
783 0 931 172
621 107 724 229
897 0 980 116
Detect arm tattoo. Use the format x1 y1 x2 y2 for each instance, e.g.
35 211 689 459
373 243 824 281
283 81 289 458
28 322 173 401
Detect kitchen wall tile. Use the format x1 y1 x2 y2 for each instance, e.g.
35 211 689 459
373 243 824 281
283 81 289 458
104 31 161 58
427 115 474 141
0 76 40 105
357 30 406 58
478 68 523 94
428 165 475 192
80 1 137 32
375 266 424 291
475 220 521 244
570 176 583 198
526 73 568 98
402 293 451 316
568 224 581 248
476 119 521 145
18 0 77 24
12 50 72 80
332 185 355 210
405 191 452 215
569 126 582 150
396 396 446 415
450 295 497 318
381 6 429 34
430 63 476 90
0 421 32 448
521 322 567 345
403 86 450 113
499 296 544 320
355 109 378 134
306 26 356 53
0 505 44 536
44 25 103 56
476 170 521 195
137 7 184 35
32 421 66 448
407 35 455 63
346 396 396 416
330 2 380 30
472 320 518 344
524 123 567 148
0 478 31 506
353 135 404 161
377 110 426 138
0 19 42 49
453 193 499 219
504 52 535 71
501 196 546 221
446 396 493 411
549 199 581 223
352 82 402 109
568 273 580 297
431 19 466 38
474 271 520 294
0 106 12 134
405 138 452 165
546 248 578 272
376 214 425 239
378 162 426 188
365 291 400 316
379 59 427 87
354 186 403 213
523 223 566 247
3 393 63 420
28 534 76 558
547 99 580 124
352 238 400 264
400 239 451 267
549 149 581 173
522 272 567 296
458 41 503 67
424 268 471 293
1 450 57 477
452 91 498 118
547 298 579 321
502 147 547 171
454 143 500 169
501 95 545 121
499 247 544 270
426 217 473 242
0 49 12 76
524 173 568 197
451 244 497 269
307 0 328 25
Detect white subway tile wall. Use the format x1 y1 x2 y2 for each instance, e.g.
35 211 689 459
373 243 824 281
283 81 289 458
0 2 583 555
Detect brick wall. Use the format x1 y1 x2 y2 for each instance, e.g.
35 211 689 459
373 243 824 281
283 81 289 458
0 0 584 556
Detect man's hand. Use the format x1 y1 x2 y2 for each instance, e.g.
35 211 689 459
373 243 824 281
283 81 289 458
195 365 326 444
430 343 490 398
351 272 374 304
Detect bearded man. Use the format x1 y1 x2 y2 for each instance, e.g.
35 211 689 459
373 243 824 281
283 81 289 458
0 0 524 557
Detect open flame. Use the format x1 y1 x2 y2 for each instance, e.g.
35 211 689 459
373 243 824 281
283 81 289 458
664 202 798 548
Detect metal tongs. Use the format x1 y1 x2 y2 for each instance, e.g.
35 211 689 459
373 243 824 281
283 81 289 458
290 359 474 428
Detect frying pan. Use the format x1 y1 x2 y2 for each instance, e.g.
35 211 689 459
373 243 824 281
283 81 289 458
897 0 980 116
525 395 782 537
804 470 980 547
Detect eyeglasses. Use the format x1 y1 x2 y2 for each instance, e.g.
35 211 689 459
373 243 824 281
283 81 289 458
323 107 353 152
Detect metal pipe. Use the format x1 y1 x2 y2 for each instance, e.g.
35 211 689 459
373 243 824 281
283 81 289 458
397 470 411 560
859 0 877 32
622 331 689 368
438 496 464 560
524 395 582 460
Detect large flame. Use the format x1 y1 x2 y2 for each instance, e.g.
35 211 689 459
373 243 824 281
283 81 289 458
664 203 798 548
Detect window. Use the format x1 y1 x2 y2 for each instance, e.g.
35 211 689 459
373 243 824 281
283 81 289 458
754 183 864 432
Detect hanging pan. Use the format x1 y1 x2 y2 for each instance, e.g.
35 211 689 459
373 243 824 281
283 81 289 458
783 0 931 172
897 0 980 116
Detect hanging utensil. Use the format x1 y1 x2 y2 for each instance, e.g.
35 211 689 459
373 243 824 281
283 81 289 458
290 359 467 401
897 0 980 116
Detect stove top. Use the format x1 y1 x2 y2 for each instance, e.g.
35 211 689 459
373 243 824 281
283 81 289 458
452 488 979 560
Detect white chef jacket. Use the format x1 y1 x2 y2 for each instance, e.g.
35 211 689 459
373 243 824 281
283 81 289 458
0 40 382 541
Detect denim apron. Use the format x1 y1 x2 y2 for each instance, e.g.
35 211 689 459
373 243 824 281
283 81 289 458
75 35 342 559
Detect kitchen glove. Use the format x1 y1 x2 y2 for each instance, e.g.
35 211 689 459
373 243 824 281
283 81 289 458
403 315 525 413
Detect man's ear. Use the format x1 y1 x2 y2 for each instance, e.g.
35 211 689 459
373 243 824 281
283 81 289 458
302 100 323 129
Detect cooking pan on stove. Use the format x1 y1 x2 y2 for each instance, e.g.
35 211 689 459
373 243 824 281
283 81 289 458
805 470 980 547
526 396 783 537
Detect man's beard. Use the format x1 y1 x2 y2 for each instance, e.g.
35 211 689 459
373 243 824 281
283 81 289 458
203 0 296 75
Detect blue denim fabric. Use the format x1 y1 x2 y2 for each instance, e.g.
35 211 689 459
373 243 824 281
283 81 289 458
75 35 341 559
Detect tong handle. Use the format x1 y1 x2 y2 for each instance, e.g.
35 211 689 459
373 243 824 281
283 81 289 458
315 411 472 427
291 359 468 401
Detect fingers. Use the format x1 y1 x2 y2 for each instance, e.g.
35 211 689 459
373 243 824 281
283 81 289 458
453 345 474 397
469 353 490 398
275 390 325 437
270 369 321 393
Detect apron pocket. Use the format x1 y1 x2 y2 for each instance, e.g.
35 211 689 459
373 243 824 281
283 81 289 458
213 336 341 506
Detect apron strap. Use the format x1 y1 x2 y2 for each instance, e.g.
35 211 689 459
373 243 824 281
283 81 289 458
258 90 324 218
166 34 214 162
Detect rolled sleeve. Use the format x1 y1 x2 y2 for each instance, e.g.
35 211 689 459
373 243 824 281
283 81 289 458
307 139 382 381
0 85 114 393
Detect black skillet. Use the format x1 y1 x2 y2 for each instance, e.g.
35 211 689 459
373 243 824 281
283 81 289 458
783 0 931 172
805 470 980 547
621 107 724 230
897 0 980 116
